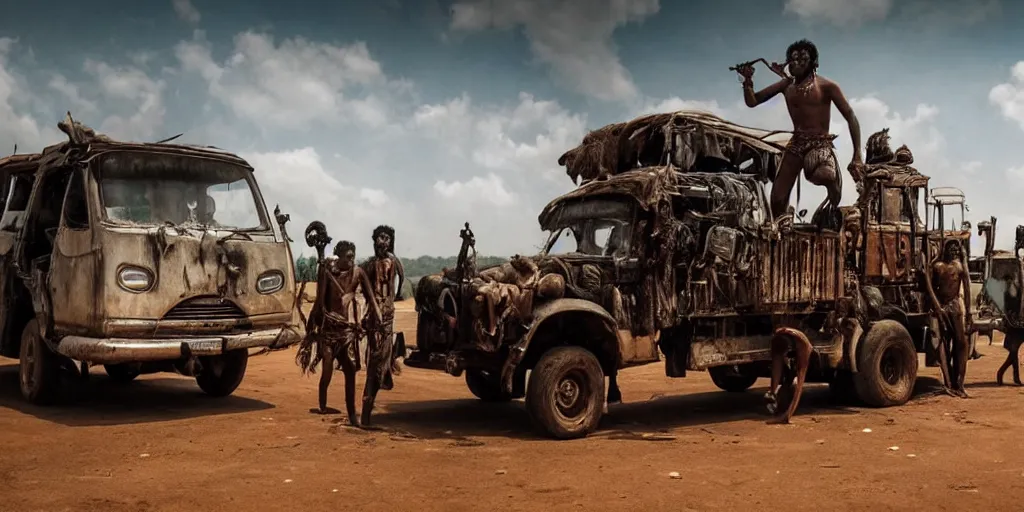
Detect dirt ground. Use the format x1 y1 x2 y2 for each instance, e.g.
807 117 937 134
3 299 1024 512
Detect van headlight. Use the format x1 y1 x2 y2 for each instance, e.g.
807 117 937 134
257 270 285 294
117 265 154 293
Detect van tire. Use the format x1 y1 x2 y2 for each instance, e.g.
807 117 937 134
104 363 141 383
853 320 917 407
196 349 248 397
19 318 61 405
525 346 605 440
465 369 513 402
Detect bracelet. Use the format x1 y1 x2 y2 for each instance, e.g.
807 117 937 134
742 80 753 89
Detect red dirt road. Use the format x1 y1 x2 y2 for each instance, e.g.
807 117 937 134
2 301 1024 511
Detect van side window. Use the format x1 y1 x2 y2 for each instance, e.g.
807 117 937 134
63 169 90 230
0 174 34 231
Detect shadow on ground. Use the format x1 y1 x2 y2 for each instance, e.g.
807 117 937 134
373 375 952 441
0 363 274 427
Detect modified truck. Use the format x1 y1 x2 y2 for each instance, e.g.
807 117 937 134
409 111 969 439
0 115 303 404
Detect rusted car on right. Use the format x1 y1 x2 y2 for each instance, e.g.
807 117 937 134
410 111 969 439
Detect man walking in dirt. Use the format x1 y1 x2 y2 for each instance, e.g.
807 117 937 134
736 39 865 219
925 239 974 398
296 241 381 426
359 225 404 426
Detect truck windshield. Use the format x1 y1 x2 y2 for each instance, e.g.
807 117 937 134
96 153 265 230
543 199 634 257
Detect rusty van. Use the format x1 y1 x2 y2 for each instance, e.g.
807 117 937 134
0 116 302 404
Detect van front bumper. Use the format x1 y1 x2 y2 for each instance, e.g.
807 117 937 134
55 327 303 364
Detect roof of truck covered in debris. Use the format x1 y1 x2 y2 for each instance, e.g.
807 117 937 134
669 110 792 152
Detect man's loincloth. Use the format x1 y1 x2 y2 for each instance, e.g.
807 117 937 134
786 132 840 182
296 313 363 376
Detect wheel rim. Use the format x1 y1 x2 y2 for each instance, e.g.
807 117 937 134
553 370 588 420
880 345 905 386
20 333 37 392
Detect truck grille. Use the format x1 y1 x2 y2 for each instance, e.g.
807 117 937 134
162 296 246 321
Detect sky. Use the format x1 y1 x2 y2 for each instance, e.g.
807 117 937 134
1 0 1023 257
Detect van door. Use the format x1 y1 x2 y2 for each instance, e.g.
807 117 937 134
48 168 100 332
0 173 35 357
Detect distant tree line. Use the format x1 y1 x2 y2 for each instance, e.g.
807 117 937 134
292 254 510 294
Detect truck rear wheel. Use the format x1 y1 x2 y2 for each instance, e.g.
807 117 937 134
708 365 759 392
853 320 917 407
19 318 61 405
525 346 605 440
104 363 141 383
465 369 512 402
195 349 248 397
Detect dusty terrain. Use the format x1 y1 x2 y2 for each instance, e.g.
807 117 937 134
2 299 1024 511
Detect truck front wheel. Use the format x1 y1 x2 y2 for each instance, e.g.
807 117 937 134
195 349 248 397
708 365 759 392
465 369 513 402
853 321 918 407
525 346 605 440
18 318 61 405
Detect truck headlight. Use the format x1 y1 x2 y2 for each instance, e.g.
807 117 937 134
257 270 285 294
117 265 154 293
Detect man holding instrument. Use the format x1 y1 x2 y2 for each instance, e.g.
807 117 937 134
733 39 865 219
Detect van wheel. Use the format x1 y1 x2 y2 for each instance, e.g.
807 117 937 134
19 318 61 405
465 369 512 402
525 346 605 440
196 349 248 397
104 363 141 383
853 320 917 407
709 365 759 392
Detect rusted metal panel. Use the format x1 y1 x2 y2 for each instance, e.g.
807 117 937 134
760 230 841 306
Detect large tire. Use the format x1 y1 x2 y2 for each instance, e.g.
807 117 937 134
104 363 141 383
465 369 513 402
525 346 605 440
195 349 248 397
18 318 61 405
853 320 918 407
708 364 759 392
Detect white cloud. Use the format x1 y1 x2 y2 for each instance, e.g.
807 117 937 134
1006 166 1024 189
413 91 587 181
359 188 388 207
240 147 399 255
434 173 517 207
0 38 60 153
990 61 1024 132
175 30 403 130
783 0 893 26
81 59 166 141
449 0 660 101
48 74 98 115
173 0 201 25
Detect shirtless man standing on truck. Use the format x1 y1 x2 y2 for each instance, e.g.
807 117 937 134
735 39 865 218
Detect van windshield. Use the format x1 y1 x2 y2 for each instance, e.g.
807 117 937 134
96 153 265 230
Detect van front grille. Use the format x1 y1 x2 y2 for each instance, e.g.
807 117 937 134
162 296 246 321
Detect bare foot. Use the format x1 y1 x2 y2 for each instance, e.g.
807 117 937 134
347 415 360 427
956 388 970 399
766 416 790 425
310 407 341 415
